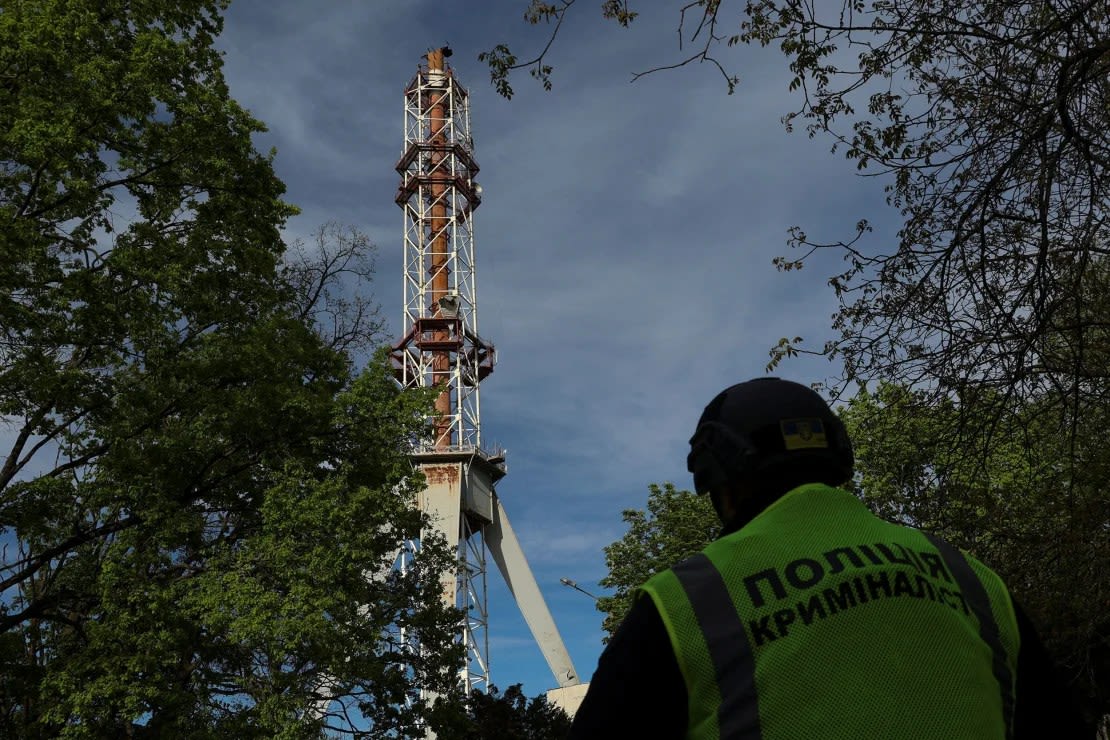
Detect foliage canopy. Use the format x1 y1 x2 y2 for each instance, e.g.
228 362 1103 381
843 383 1109 723
491 5 1110 723
486 0 1110 441
428 684 572 740
598 389 1108 723
1 1 459 736
597 483 718 640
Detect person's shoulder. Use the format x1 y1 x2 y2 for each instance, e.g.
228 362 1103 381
641 546 717 590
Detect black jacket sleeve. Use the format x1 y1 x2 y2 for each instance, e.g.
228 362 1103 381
568 595 1094 739
567 594 687 739
1012 602 1094 739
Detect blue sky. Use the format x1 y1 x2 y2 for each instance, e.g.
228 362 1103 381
215 1 898 698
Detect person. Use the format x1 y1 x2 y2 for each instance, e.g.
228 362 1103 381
568 377 1092 739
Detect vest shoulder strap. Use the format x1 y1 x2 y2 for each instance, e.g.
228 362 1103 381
672 553 763 739
923 533 1015 738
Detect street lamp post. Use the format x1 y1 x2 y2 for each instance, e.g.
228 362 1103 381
559 577 600 602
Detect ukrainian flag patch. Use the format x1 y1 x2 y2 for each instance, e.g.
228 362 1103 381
780 418 828 450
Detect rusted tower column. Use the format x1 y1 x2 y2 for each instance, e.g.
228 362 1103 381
393 46 490 450
425 47 453 448
390 48 578 700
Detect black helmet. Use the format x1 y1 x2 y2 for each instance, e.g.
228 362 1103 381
686 378 854 495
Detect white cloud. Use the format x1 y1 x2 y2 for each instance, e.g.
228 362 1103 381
210 0 900 697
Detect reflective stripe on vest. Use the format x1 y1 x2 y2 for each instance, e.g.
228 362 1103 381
673 540 1014 740
924 533 1015 738
673 553 763 740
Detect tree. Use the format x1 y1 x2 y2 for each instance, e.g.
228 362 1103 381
488 7 1110 409
596 483 718 640
842 382 1109 727
486 0 1110 450
283 222 387 358
428 684 572 740
596 390 1108 725
1 2 459 736
492 5 1110 725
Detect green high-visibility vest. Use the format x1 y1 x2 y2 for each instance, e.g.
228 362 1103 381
639 484 1019 740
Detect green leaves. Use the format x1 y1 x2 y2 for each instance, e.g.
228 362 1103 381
487 0 1110 721
765 335 805 371
428 683 572 740
597 483 718 639
1 2 459 736
601 0 639 27
479 44 522 100
841 382 1110 719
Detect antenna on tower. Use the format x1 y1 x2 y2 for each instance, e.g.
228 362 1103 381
390 48 580 699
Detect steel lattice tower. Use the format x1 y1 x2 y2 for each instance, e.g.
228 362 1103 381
390 48 580 698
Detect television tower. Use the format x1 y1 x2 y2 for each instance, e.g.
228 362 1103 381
390 47 580 696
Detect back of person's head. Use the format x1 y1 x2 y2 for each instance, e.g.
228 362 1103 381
687 378 854 519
